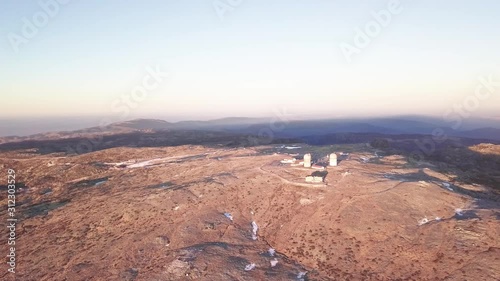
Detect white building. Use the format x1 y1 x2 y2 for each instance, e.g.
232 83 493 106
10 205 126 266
305 176 324 183
280 158 296 164
329 153 337 166
303 153 312 168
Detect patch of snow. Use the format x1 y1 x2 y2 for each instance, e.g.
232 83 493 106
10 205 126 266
419 216 444 226
443 182 453 191
245 263 256 271
270 259 278 267
418 181 428 186
455 208 464 216
127 160 155 168
297 272 307 280
418 217 430 226
224 213 233 221
268 248 276 256
251 221 259 240
285 146 301 150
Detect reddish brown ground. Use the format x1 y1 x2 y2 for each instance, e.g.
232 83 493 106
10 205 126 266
1 145 499 280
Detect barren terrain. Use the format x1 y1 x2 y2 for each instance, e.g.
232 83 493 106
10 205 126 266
1 144 499 280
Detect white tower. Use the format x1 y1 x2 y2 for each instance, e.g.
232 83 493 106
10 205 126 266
303 153 312 168
329 153 337 166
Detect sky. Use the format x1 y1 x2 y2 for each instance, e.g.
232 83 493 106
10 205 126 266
1 0 500 124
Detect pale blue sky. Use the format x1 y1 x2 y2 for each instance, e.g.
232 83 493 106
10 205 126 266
1 0 499 121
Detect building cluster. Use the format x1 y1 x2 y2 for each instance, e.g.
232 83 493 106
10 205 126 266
281 153 338 183
302 153 337 168
281 152 340 184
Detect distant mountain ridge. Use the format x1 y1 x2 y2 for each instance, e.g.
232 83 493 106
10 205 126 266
1 116 500 144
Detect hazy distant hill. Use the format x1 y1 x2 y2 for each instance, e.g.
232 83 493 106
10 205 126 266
172 117 272 130
2 116 500 145
454 127 500 141
112 119 174 130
